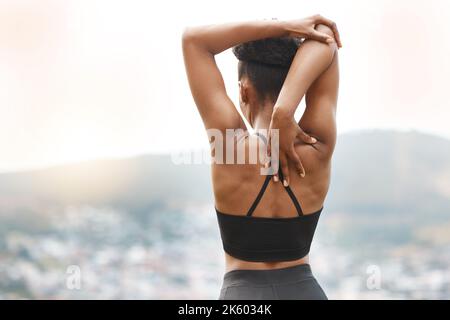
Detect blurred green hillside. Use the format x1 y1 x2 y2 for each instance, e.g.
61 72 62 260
1 130 449 214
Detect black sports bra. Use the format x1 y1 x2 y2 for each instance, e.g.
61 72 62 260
215 169 322 263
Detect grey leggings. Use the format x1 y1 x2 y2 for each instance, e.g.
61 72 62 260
219 264 327 300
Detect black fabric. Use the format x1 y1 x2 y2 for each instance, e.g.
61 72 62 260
218 264 328 300
216 207 321 262
216 132 322 262
216 172 322 262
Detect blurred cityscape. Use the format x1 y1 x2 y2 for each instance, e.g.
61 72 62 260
0 203 449 299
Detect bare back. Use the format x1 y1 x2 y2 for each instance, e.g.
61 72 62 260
212 42 339 271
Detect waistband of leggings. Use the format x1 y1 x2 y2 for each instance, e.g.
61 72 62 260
223 264 314 286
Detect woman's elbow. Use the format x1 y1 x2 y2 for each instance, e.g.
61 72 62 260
315 24 338 53
315 24 334 37
182 27 196 45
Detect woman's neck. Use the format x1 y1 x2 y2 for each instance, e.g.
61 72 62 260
251 103 274 130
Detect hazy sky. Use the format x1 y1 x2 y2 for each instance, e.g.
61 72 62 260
1 0 449 172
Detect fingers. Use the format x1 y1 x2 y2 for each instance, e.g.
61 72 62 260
271 151 280 183
309 30 334 44
297 127 317 144
267 129 279 182
289 147 305 178
312 14 342 48
272 149 306 184
331 23 342 48
267 128 276 177
279 153 290 187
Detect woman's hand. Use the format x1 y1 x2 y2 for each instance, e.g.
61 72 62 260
284 15 342 48
268 107 317 186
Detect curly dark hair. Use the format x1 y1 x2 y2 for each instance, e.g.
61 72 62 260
232 37 302 103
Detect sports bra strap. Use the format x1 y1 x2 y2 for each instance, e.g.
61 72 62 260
246 174 272 216
278 169 304 216
246 133 304 217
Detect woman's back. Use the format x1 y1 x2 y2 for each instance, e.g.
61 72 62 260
213 133 332 271
213 134 331 219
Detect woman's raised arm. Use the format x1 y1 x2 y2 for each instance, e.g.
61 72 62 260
269 24 339 185
182 16 340 131
182 20 289 131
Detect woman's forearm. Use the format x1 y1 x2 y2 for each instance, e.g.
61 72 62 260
182 20 289 55
273 26 338 119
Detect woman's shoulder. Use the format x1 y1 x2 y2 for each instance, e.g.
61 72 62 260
214 130 268 167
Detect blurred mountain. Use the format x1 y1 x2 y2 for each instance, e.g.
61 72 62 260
0 154 212 214
329 130 450 219
0 130 449 222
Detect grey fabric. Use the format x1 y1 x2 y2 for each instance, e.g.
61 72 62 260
218 264 327 300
